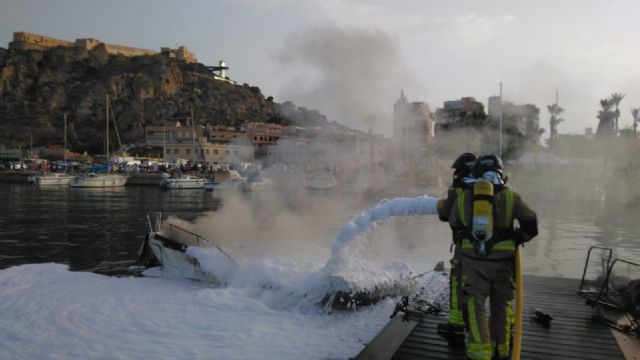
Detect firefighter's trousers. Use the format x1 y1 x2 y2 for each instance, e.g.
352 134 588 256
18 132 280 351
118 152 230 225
448 243 464 327
461 256 515 360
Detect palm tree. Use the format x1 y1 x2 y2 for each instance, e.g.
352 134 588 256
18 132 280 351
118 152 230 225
547 103 564 146
596 99 615 136
609 92 626 134
631 108 640 135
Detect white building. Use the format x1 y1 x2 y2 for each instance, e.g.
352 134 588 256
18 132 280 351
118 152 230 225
268 138 310 165
393 91 434 152
164 137 253 164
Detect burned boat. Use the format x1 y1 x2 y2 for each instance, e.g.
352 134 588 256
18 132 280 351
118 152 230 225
320 274 419 310
138 214 424 312
139 214 236 284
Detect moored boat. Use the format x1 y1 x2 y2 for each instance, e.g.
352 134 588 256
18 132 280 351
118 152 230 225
29 173 75 186
160 175 207 189
304 171 338 190
242 171 274 192
70 173 127 188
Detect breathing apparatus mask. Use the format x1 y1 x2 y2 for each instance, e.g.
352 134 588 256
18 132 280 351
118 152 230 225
463 171 505 186
480 170 505 185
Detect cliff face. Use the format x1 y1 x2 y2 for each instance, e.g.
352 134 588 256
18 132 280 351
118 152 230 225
0 45 286 153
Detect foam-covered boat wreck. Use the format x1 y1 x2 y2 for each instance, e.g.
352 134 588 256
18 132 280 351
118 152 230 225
138 214 422 310
138 215 236 285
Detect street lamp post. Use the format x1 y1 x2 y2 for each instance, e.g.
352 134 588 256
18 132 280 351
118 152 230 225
163 120 166 163
499 82 503 159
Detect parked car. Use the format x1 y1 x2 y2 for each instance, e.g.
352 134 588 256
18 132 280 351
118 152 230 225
10 162 26 170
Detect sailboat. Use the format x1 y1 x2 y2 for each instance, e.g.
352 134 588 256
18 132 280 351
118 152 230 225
70 96 127 188
31 113 75 186
31 172 76 186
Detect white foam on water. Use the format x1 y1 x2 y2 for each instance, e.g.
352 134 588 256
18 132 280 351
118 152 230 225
0 263 398 360
288 195 440 307
183 195 439 309
0 195 444 359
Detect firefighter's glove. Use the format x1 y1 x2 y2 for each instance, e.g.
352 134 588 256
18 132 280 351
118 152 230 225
514 230 528 246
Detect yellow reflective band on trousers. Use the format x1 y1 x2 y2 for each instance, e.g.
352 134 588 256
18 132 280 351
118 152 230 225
466 342 492 360
490 301 515 358
448 259 464 326
448 309 464 326
491 342 510 359
468 297 481 342
467 297 492 360
502 300 515 358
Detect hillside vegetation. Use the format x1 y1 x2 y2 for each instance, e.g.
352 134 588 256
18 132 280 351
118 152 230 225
0 45 286 153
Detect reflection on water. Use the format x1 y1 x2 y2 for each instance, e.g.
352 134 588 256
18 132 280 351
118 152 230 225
1 178 638 279
513 175 640 278
0 183 219 274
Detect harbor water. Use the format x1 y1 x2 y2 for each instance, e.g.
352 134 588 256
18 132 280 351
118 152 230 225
1 180 638 278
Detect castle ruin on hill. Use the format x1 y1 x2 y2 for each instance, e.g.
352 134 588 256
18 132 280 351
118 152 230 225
9 31 197 63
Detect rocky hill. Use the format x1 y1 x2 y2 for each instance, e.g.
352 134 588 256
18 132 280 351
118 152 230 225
0 45 288 153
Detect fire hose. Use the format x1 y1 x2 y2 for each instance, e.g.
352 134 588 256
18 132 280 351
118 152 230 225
512 246 523 360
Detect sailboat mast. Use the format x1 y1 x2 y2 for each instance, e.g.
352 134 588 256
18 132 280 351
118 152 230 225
191 108 195 146
106 95 109 161
499 82 503 159
109 99 122 149
64 112 67 162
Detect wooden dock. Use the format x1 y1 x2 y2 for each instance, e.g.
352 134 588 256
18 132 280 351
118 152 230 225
357 275 631 360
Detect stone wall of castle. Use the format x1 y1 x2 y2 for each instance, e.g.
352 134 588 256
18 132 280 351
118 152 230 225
104 43 157 57
9 32 195 62
161 46 197 63
11 32 73 51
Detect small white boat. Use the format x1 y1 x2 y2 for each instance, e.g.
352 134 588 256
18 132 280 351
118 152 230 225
70 173 127 188
160 175 207 190
29 173 75 186
242 171 274 192
139 216 235 284
205 179 245 193
304 172 338 190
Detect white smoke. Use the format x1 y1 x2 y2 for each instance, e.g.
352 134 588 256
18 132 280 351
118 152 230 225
278 24 421 135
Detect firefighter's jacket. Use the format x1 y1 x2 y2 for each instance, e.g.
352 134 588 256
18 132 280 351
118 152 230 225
448 185 538 260
437 186 462 223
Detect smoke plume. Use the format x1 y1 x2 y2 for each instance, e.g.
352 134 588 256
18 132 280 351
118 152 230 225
278 24 420 135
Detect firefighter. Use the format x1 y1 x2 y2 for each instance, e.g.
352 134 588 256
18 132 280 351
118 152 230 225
437 152 477 345
449 154 538 360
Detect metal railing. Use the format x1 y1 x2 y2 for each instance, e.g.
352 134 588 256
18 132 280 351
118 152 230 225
167 223 236 264
146 212 236 265
578 246 640 337
578 246 613 302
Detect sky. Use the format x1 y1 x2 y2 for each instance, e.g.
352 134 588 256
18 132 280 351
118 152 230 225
2 0 640 136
